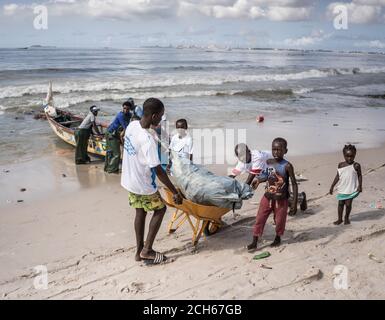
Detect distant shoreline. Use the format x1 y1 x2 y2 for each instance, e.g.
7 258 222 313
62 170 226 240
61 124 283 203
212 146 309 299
0 46 384 55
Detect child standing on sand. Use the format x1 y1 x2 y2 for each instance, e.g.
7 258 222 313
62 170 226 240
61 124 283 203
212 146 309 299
166 119 193 173
247 138 298 250
329 144 362 225
230 143 307 213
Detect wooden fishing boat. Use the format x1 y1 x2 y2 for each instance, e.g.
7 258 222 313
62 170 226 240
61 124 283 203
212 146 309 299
46 109 108 157
44 82 108 157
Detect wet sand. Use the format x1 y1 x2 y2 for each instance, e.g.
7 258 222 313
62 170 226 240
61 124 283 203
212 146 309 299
1 141 385 299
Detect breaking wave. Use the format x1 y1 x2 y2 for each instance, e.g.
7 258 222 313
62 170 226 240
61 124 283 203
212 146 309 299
0 66 384 100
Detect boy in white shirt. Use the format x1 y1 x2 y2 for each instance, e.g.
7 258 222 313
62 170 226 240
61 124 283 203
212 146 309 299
229 143 273 185
121 98 182 265
167 119 193 173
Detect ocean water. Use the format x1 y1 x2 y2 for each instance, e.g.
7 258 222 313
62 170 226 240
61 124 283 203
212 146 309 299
0 47 385 164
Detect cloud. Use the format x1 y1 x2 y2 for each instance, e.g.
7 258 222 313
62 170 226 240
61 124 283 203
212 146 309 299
179 0 314 20
266 6 312 21
2 0 314 21
283 29 331 47
369 39 385 48
3 3 26 15
2 0 178 19
327 1 385 24
353 0 385 5
355 39 385 48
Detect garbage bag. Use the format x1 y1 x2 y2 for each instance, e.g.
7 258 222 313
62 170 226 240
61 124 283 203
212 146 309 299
171 152 253 209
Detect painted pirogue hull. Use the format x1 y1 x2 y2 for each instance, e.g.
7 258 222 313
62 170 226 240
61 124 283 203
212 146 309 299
46 109 108 157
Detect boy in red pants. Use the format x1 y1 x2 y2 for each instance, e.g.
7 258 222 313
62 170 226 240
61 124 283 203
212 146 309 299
248 137 298 250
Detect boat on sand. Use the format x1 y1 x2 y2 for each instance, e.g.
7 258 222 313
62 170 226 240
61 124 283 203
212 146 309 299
44 82 108 157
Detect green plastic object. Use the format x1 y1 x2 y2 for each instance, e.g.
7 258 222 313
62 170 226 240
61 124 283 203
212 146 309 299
253 251 271 260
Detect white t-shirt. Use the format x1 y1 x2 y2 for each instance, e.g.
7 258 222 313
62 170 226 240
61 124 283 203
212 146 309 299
231 150 273 176
121 121 160 195
169 133 193 159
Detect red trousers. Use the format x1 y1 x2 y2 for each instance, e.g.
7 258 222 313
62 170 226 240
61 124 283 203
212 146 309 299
253 195 289 237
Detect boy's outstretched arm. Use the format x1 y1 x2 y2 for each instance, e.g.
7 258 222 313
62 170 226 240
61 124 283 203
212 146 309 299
251 174 267 190
154 165 183 204
245 173 256 185
354 162 363 192
329 172 339 194
287 163 298 216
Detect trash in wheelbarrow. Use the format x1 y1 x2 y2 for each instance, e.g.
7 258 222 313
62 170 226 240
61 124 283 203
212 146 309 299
170 152 253 209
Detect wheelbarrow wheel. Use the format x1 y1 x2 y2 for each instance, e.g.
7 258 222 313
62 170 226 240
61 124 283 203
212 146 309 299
204 221 220 236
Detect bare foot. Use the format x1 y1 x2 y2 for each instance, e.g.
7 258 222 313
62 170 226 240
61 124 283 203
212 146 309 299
270 236 281 247
140 248 156 259
344 218 350 225
135 246 144 261
333 220 343 225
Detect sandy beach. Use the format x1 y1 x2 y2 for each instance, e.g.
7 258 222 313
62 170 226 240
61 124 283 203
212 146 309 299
2 0 385 303
1 141 384 300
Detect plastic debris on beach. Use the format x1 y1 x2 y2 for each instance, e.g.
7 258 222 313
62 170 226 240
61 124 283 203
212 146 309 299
256 115 264 123
170 151 253 209
295 174 308 182
369 200 383 209
253 251 271 260
368 253 383 263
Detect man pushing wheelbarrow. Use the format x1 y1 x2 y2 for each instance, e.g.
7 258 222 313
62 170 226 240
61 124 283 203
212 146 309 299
121 98 183 265
121 98 252 264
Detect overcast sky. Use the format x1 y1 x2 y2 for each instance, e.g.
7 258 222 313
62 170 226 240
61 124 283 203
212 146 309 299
0 0 384 50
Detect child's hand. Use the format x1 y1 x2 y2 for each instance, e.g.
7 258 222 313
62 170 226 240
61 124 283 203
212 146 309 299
166 165 171 175
329 188 334 195
358 186 362 193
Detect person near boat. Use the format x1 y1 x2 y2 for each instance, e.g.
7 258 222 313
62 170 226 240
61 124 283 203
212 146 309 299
104 100 133 173
74 105 101 164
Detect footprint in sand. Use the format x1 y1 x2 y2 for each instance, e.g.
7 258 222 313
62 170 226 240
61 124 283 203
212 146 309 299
293 232 311 242
120 282 146 294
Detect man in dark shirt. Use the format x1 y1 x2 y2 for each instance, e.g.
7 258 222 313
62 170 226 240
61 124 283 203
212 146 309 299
104 100 133 173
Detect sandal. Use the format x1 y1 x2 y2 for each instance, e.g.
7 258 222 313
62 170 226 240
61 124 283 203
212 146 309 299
141 252 168 265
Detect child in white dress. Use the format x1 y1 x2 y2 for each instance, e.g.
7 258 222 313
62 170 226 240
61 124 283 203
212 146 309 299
330 144 363 225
